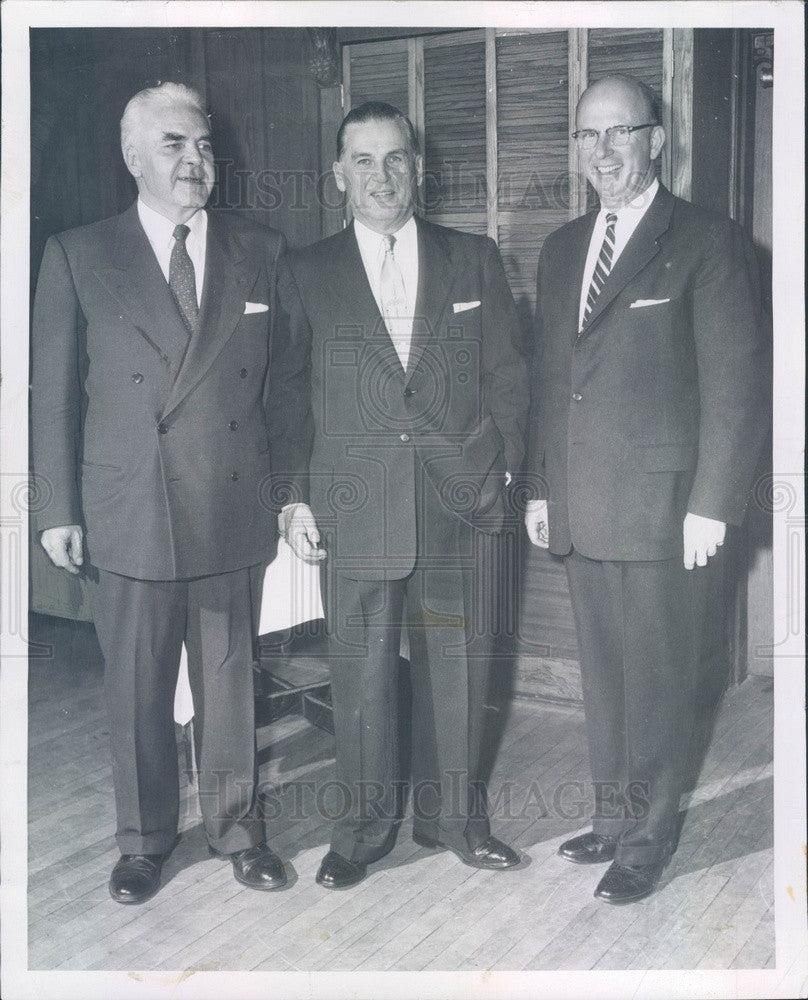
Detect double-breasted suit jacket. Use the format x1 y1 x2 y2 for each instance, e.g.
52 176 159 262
275 215 529 579
32 201 293 858
528 184 768 561
32 202 290 581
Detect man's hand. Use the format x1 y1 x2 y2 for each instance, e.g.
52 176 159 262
41 525 84 574
524 499 549 549
683 512 726 570
278 503 326 564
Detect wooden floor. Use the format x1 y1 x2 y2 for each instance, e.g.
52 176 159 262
27 616 774 972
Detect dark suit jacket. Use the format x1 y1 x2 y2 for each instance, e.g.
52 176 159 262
527 185 768 561
32 202 290 580
275 216 529 580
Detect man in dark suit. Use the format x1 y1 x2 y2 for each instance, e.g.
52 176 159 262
276 102 529 889
32 82 295 903
524 75 767 903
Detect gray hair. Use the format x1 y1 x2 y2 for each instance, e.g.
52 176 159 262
120 82 207 153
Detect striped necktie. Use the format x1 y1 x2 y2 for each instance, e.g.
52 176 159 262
582 212 618 329
169 223 199 334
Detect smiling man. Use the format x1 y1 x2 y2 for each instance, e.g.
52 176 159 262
275 101 529 889
524 75 768 903
32 82 295 903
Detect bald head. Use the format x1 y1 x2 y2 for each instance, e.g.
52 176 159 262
575 74 665 210
577 75 659 125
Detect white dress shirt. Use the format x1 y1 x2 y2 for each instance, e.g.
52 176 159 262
578 178 659 331
137 199 207 308
353 215 419 367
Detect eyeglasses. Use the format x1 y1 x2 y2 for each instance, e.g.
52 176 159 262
571 124 658 149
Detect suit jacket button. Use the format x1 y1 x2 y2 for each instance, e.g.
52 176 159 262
230 471 239 481
131 373 144 384
229 420 239 431
400 433 410 443
403 387 415 398
240 368 248 379
571 392 583 402
157 421 169 434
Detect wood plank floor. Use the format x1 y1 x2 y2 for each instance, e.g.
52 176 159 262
26 616 774 972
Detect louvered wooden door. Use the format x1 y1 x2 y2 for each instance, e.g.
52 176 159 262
342 28 694 702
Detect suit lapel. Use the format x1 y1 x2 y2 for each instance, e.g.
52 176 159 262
163 214 259 418
406 217 453 383
582 185 675 334
325 224 386 344
93 203 191 368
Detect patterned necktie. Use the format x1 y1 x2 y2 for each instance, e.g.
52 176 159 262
169 224 199 334
582 212 618 328
379 234 410 369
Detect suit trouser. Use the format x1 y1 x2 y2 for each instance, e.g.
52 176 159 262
564 548 720 866
87 563 265 856
324 477 494 865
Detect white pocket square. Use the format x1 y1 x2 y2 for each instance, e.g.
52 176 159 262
453 300 481 313
244 301 269 314
629 298 670 308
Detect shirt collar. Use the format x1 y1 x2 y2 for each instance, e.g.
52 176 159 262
353 214 418 258
137 198 207 248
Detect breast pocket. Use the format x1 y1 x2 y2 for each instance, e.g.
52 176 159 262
628 298 672 310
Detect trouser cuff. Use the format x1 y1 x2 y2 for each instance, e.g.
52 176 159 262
116 832 178 856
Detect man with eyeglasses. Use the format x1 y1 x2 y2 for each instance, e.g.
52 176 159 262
524 75 767 903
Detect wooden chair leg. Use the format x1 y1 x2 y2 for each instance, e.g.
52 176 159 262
181 718 198 787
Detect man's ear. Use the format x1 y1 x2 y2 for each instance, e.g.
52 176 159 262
415 154 424 188
123 144 141 179
650 125 666 161
332 159 346 194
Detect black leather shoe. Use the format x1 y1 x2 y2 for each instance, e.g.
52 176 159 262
594 856 669 905
413 832 520 870
558 831 617 865
228 844 287 891
109 854 164 904
315 851 367 890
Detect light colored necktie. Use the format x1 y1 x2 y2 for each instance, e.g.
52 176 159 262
379 234 410 369
169 223 199 334
582 212 618 328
